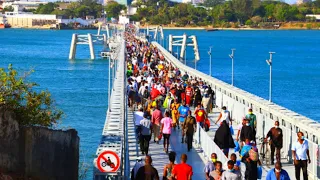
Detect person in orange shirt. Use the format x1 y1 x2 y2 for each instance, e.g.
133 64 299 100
172 154 193 180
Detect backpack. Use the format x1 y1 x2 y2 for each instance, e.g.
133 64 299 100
249 148 259 161
143 90 149 99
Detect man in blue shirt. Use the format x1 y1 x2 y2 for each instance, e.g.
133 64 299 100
292 131 310 180
266 162 290 180
178 101 190 143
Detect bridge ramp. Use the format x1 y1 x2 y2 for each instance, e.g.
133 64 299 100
127 109 206 179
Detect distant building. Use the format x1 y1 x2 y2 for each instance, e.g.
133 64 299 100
297 0 311 5
306 14 320 21
182 0 204 5
2 1 47 10
182 0 192 3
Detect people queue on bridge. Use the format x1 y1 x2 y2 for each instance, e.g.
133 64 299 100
125 24 310 180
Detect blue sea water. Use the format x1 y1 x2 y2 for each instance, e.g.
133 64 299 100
0 29 319 179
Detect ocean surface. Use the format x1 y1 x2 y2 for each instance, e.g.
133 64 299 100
1 29 319 179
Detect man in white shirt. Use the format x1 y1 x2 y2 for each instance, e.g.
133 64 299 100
134 108 144 142
292 131 310 180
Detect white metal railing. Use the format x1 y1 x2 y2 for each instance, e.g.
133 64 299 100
152 41 320 180
194 124 229 164
93 34 126 180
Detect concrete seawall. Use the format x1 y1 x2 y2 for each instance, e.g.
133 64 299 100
0 109 79 180
152 41 320 179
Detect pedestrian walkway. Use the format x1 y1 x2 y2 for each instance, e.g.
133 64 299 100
128 108 206 179
199 107 296 179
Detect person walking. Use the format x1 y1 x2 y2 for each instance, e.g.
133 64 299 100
185 84 193 106
134 107 144 142
265 121 283 165
214 106 235 157
239 119 255 143
140 112 152 155
151 105 163 144
221 160 241 180
245 108 256 139
135 155 160 180
163 151 177 180
183 110 197 152
241 153 259 180
266 161 290 180
131 157 143 180
202 90 212 114
172 154 193 180
204 153 217 180
292 131 311 180
209 161 223 180
161 111 173 153
178 101 190 142
194 103 206 128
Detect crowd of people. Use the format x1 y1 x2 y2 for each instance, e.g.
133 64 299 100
125 24 310 180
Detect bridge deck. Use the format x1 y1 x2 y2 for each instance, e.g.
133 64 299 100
128 106 296 179
128 108 206 179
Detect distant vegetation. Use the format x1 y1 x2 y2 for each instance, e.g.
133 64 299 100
0 65 63 127
132 0 320 27
20 0 125 19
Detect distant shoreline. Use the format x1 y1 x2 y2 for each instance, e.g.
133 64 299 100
139 25 320 31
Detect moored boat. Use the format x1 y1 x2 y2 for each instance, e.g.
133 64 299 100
205 28 218 31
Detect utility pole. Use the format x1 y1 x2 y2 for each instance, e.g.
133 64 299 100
208 46 212 76
229 49 235 86
266 52 275 102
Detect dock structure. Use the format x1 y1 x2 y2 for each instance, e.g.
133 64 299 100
168 34 200 62
69 33 108 60
93 27 320 180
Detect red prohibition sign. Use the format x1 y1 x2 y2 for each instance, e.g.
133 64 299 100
97 150 121 173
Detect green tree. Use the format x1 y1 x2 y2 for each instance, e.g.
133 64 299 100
35 3 57 14
232 0 252 23
105 1 127 18
3 6 14 13
0 65 63 127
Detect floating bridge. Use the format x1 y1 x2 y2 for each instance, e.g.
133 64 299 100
92 27 320 180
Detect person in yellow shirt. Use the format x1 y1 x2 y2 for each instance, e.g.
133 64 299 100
170 99 180 130
171 105 179 130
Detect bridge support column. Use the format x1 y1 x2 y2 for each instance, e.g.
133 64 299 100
69 34 77 60
88 33 95 60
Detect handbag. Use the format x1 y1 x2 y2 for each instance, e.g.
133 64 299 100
158 133 163 140
230 126 234 135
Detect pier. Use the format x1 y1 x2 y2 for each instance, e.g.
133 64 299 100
93 26 320 180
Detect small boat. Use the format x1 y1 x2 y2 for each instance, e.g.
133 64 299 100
205 28 218 32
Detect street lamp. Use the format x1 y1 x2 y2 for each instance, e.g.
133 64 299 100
228 49 235 86
266 52 275 102
208 46 212 76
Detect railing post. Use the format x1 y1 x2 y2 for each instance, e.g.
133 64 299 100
88 33 95 60
69 33 77 60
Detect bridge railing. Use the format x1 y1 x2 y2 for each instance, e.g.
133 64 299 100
93 35 126 180
194 124 229 164
152 41 320 179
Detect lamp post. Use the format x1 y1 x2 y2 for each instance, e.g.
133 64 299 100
208 46 212 76
266 52 275 102
229 49 235 86
108 55 111 112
